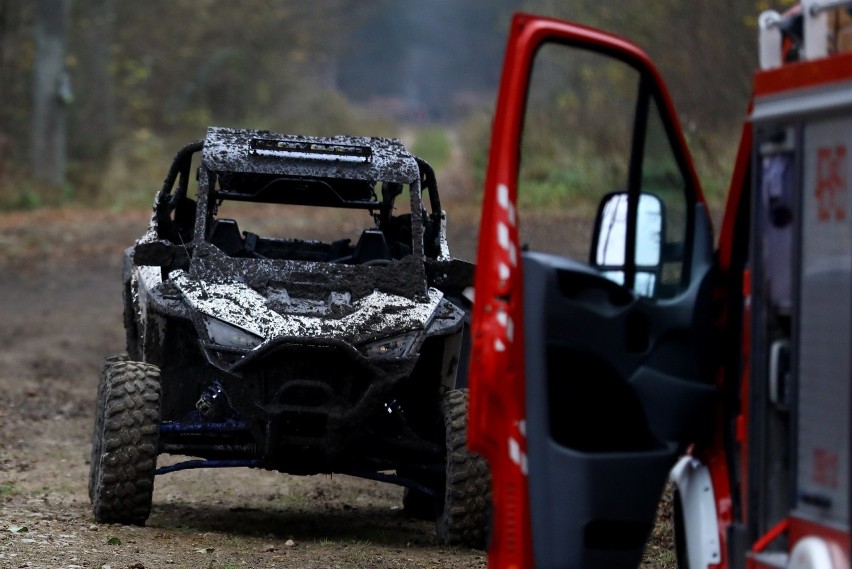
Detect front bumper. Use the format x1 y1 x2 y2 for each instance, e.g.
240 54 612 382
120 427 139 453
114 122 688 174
213 336 421 468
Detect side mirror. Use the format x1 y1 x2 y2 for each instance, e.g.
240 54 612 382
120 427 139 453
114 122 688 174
593 192 664 297
133 239 189 267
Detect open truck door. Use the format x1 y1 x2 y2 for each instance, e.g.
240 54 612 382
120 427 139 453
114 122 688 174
468 14 717 568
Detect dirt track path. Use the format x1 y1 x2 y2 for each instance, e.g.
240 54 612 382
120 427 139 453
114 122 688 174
0 210 486 569
0 208 673 569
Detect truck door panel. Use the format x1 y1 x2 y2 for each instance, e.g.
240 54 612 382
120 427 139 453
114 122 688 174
470 14 716 568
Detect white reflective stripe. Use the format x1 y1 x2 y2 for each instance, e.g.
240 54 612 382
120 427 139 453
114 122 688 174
496 309 514 343
509 437 528 475
497 183 517 227
496 310 506 326
499 262 511 281
496 183 519 273
498 183 509 209
494 338 506 352
498 222 510 250
496 222 518 267
509 437 520 462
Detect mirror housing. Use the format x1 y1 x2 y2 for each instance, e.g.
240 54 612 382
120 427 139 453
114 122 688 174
593 192 664 297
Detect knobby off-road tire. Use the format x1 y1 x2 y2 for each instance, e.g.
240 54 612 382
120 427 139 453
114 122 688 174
436 388 491 548
89 359 161 525
88 353 129 502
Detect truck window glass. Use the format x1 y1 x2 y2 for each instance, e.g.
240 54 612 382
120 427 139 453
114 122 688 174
643 96 688 298
518 43 640 260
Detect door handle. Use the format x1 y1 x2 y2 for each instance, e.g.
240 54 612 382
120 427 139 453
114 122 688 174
769 339 790 411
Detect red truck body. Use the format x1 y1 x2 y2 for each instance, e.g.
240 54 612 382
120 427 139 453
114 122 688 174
469 3 852 568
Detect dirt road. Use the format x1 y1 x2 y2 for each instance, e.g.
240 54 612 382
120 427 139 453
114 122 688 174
0 208 673 569
0 209 488 569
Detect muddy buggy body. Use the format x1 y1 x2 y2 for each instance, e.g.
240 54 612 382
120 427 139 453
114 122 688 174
88 127 488 546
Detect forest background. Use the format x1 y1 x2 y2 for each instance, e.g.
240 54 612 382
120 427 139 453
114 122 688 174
1 0 795 213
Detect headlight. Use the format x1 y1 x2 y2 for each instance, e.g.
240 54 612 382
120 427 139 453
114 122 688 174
360 332 418 358
203 317 263 350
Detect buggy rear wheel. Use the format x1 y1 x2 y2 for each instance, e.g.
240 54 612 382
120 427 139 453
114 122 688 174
89 359 161 525
436 388 491 548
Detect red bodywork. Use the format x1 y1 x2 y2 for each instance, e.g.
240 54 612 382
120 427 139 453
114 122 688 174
467 13 706 569
470 9 852 569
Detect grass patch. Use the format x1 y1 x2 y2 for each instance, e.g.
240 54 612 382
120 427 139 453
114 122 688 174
0 481 18 497
274 492 308 508
0 175 79 211
340 539 374 565
411 127 452 171
516 137 627 214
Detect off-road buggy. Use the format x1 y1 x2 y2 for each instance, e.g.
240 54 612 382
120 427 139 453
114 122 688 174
88 127 488 546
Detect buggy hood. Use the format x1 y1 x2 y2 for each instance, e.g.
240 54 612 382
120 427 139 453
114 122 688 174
170 244 441 350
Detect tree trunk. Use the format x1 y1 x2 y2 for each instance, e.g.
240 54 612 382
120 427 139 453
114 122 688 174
73 0 115 162
32 0 70 187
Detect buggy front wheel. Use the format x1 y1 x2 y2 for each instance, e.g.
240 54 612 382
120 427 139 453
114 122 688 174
89 359 161 525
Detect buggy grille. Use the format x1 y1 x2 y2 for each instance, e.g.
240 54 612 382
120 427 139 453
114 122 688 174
241 349 373 416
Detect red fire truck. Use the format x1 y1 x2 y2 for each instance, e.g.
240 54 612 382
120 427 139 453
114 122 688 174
468 2 852 568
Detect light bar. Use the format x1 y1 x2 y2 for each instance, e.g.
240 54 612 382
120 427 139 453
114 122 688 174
249 138 372 163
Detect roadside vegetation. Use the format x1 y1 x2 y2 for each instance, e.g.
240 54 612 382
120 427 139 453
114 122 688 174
2 0 793 220
410 126 452 172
